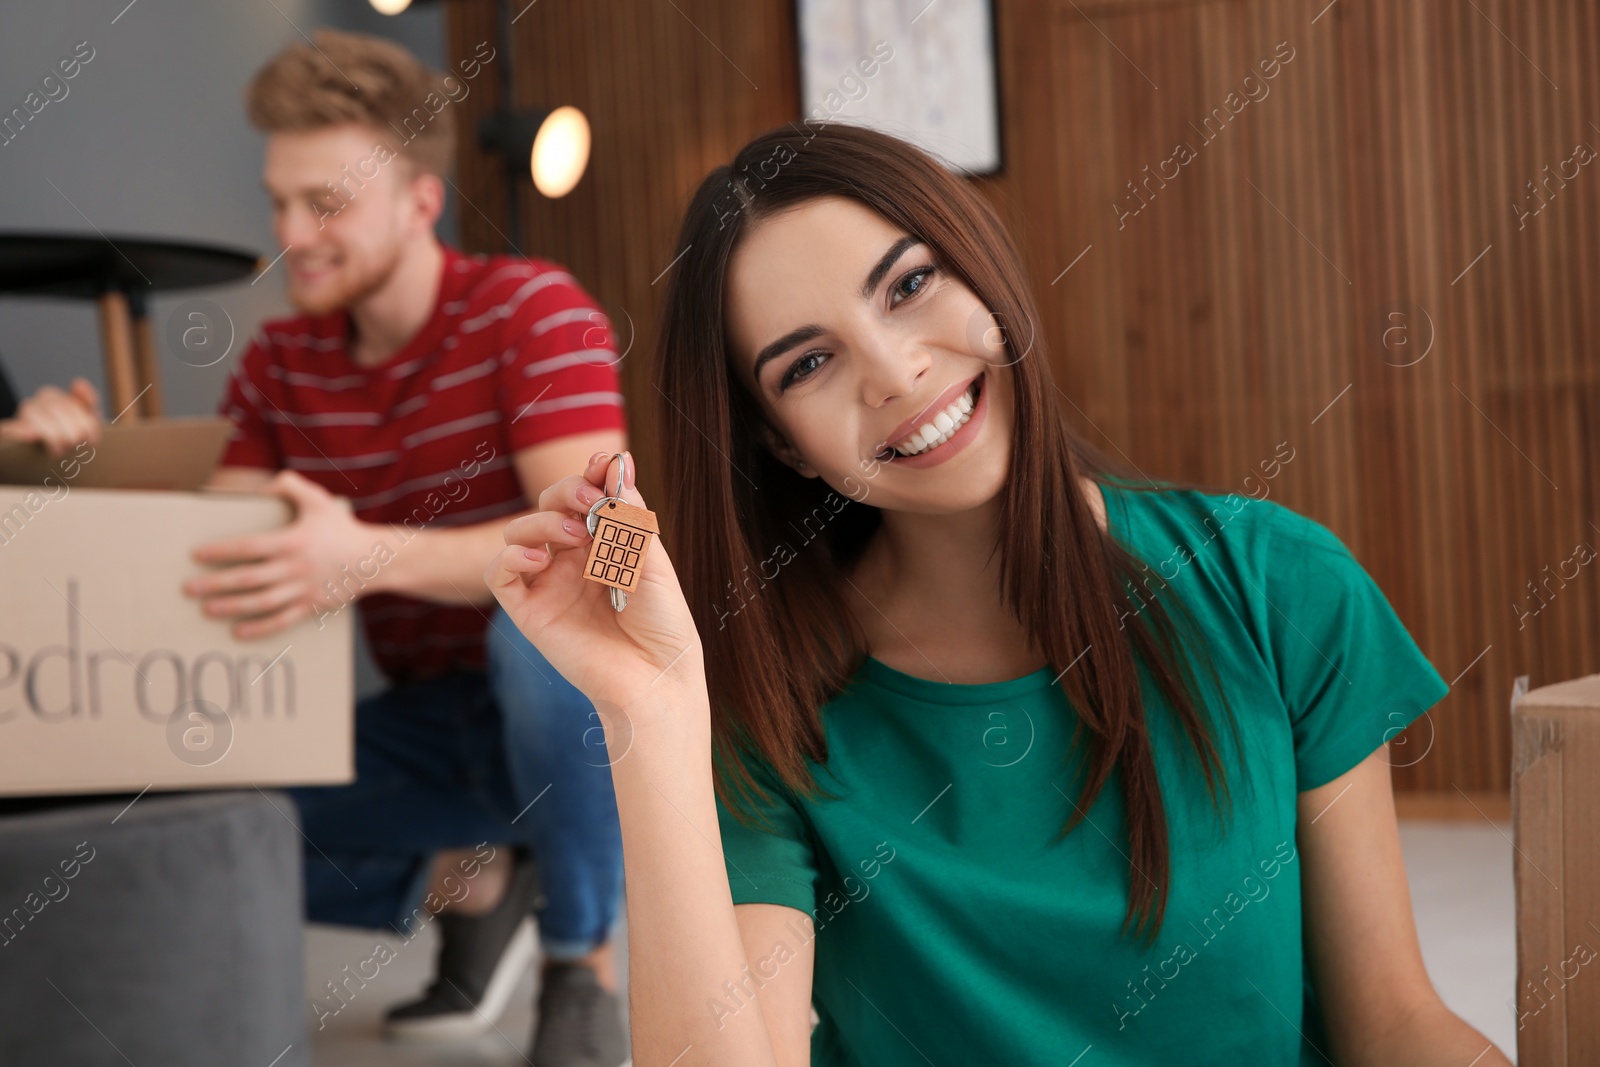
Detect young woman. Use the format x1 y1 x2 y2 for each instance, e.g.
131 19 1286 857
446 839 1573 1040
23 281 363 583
486 123 1509 1066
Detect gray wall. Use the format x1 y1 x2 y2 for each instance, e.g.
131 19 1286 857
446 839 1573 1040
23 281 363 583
0 0 462 698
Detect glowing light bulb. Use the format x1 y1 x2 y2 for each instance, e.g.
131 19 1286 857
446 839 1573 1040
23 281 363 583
531 106 590 198
369 0 412 14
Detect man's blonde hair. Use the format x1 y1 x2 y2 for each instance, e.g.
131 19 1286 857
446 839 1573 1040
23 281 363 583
246 29 455 178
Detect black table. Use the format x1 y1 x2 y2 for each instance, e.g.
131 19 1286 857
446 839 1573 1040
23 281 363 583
0 233 261 419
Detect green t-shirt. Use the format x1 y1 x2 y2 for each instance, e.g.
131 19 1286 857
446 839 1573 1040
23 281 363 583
714 482 1450 1065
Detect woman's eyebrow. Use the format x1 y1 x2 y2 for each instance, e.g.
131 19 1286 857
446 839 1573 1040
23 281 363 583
860 236 922 300
750 235 924 382
753 324 826 381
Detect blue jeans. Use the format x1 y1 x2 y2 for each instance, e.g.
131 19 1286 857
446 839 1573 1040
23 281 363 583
289 606 624 961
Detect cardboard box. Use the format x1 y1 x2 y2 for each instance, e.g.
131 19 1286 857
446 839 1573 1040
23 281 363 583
0 419 353 796
1512 673 1600 1065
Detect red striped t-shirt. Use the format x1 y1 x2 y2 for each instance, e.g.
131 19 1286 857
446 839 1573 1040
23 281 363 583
216 245 626 683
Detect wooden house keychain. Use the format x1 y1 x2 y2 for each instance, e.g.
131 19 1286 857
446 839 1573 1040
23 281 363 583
583 452 658 611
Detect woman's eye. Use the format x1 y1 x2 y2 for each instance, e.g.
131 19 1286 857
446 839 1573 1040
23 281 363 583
891 266 937 305
781 350 828 390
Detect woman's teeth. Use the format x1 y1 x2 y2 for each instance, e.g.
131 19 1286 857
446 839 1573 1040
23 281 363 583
894 382 978 457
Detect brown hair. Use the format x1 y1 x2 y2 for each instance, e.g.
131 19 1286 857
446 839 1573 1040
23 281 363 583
246 29 455 178
654 121 1236 942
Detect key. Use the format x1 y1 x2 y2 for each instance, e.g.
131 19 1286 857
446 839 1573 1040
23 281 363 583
581 453 658 612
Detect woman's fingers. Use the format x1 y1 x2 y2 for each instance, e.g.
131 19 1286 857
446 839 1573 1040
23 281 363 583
536 451 622 515
600 450 652 514
585 448 617 482
493 450 641 597
501 507 594 553
537 474 602 516
485 542 553 594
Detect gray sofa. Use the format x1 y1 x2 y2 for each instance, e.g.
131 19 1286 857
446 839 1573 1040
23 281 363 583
0 790 308 1066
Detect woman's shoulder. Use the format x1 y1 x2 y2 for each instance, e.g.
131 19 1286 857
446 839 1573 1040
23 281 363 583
1097 479 1380 652
1100 476 1345 568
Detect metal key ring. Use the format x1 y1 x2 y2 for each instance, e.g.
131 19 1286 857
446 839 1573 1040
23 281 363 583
607 452 627 499
585 453 628 537
585 494 612 536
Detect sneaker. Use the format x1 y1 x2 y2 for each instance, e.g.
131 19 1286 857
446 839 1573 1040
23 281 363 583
383 850 541 1042
531 961 630 1067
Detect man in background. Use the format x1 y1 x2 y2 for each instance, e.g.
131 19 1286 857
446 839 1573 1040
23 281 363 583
174 31 628 1066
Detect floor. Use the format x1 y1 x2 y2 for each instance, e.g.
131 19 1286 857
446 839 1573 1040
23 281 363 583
306 821 1518 1064
1401 821 1519 1060
304 917 626 1066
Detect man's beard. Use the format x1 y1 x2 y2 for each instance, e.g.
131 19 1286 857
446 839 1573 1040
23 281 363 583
286 241 405 317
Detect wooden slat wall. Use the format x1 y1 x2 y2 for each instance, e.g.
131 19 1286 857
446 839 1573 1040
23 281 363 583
448 0 802 521
445 0 1599 793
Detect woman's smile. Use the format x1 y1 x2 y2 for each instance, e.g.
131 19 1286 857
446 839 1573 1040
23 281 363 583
875 373 988 469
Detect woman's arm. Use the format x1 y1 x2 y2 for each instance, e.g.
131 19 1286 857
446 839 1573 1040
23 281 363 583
734 904 817 1066
1298 747 1511 1066
603 675 810 1065
486 452 809 1065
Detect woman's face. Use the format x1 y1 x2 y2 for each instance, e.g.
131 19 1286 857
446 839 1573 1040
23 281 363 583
725 196 1015 515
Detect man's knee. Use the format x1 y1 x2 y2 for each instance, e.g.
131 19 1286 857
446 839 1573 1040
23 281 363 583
487 613 593 723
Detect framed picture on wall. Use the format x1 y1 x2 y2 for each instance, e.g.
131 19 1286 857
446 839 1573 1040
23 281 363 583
796 0 1004 176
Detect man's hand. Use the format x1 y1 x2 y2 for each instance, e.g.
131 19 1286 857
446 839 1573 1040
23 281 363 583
183 469 385 640
0 378 102 457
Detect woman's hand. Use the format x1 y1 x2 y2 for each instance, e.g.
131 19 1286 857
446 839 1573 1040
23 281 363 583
485 451 705 720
